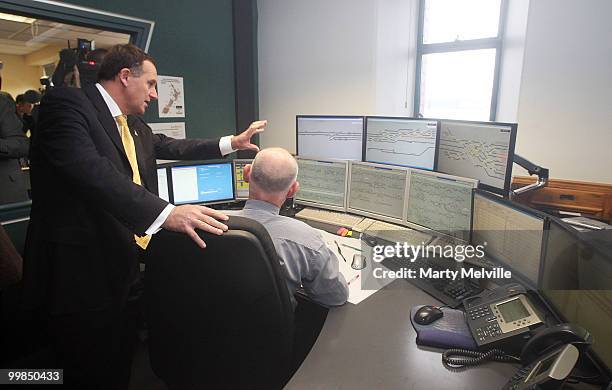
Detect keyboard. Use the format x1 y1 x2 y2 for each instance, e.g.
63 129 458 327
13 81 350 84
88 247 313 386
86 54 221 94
381 255 482 308
295 207 364 228
364 220 434 246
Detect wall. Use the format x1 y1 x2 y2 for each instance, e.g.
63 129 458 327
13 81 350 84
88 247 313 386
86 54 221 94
0 53 42 99
496 0 530 122
25 45 64 66
257 0 527 155
68 0 237 140
514 0 612 183
257 0 378 152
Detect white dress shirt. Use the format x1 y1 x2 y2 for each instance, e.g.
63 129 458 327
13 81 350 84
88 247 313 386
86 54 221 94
95 83 236 234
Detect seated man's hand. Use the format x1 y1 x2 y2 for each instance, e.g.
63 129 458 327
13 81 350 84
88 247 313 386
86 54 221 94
231 120 267 152
162 205 229 248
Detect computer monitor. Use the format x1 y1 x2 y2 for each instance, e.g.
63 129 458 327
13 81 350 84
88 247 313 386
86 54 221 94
539 218 612 372
437 120 517 196
471 190 546 286
405 170 478 241
296 115 364 160
365 116 439 170
295 157 348 212
347 161 409 223
157 167 170 202
170 161 235 205
539 218 580 290
233 159 252 200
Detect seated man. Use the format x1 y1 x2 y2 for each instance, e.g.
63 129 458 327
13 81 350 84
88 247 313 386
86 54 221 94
227 147 348 306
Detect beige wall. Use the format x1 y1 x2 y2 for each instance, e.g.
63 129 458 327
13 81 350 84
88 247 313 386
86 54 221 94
514 0 612 184
25 45 62 66
1 53 43 100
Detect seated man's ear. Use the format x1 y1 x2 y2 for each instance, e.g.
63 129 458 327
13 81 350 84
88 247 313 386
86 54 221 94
243 164 252 183
286 181 300 199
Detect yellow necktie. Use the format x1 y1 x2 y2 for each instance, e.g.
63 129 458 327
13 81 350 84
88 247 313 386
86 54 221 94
116 115 151 250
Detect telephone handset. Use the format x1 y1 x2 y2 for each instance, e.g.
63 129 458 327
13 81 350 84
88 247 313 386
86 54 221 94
520 323 592 364
502 324 592 390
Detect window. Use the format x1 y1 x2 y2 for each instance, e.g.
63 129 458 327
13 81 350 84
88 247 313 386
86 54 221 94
414 0 507 121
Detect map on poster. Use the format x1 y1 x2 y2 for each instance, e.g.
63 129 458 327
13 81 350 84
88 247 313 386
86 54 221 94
157 75 185 117
148 122 186 139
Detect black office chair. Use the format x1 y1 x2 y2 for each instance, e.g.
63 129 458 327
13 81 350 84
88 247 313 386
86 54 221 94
145 216 295 390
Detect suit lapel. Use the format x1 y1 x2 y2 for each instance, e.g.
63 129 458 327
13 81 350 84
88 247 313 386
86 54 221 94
82 85 128 161
83 85 151 189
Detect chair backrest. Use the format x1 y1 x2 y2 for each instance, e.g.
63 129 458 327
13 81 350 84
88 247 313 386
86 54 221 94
145 216 295 390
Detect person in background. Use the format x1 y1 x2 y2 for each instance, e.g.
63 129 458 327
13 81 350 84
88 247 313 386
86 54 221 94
15 90 41 136
0 91 29 204
226 147 349 307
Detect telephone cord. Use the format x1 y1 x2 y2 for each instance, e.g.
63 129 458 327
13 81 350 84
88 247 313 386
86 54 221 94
442 348 521 369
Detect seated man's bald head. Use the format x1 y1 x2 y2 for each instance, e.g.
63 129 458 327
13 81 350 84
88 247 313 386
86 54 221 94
249 148 298 195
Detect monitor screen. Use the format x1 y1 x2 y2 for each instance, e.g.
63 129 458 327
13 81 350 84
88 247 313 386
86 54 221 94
171 162 234 205
539 218 580 290
471 190 545 286
233 159 252 200
157 167 170 202
540 218 612 371
437 120 517 195
347 162 408 222
406 170 477 241
365 117 439 170
295 158 348 212
296 116 364 160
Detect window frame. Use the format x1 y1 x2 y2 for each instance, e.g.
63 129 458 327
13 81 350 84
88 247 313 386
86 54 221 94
413 0 508 121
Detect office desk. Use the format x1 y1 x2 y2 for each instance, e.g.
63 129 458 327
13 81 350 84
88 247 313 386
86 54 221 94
286 280 517 390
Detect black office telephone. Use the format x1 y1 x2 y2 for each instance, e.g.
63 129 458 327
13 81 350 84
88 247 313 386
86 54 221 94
443 323 592 389
442 283 594 389
464 283 543 353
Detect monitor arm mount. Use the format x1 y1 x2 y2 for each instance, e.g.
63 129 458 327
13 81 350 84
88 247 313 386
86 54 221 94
511 155 549 198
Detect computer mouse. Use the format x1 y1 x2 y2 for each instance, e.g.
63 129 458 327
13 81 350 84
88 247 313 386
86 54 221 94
414 305 443 325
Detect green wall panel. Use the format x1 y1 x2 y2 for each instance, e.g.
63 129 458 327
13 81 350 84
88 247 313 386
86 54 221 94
70 0 237 140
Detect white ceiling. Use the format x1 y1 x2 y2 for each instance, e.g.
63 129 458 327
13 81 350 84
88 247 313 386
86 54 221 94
0 17 130 56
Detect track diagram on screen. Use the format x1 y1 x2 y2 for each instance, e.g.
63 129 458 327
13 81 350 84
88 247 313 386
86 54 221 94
438 123 511 188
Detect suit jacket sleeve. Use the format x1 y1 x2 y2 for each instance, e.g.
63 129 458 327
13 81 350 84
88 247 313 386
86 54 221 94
128 116 223 160
0 95 29 159
36 89 167 235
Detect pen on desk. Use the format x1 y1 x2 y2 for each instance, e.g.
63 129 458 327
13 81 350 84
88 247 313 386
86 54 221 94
334 241 347 262
341 243 362 252
347 274 360 285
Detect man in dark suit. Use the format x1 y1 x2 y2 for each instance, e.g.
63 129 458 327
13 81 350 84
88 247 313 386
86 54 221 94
23 44 265 388
0 91 29 205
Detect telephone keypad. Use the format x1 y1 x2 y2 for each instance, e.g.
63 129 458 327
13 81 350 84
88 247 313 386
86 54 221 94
468 306 492 320
474 323 502 342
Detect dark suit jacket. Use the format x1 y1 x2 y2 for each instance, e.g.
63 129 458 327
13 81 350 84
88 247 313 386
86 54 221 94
0 93 29 204
23 85 223 314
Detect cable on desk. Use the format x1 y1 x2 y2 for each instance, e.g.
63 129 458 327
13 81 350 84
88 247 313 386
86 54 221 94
442 348 520 369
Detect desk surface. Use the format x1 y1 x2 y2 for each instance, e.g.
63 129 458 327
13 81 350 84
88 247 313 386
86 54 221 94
286 280 517 390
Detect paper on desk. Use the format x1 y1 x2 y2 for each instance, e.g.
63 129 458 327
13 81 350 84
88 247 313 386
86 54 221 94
318 230 394 305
